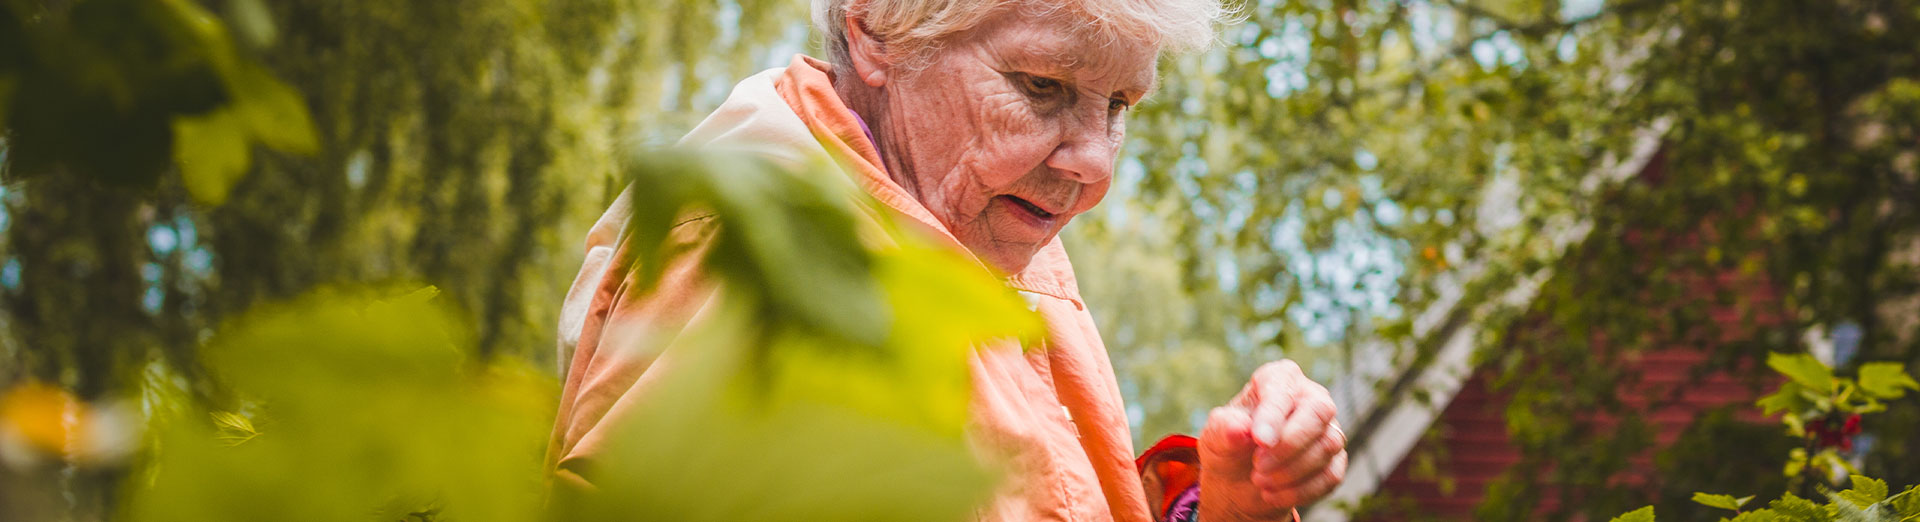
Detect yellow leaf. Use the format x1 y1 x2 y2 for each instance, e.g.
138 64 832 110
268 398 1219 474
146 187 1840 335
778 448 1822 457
1609 506 1653 522
1859 362 1919 399
209 411 258 446
173 109 252 206
0 381 84 458
1767 352 1833 391
1690 492 1743 511
231 64 318 155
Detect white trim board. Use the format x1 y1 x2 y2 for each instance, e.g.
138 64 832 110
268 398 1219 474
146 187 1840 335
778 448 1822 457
1303 121 1669 522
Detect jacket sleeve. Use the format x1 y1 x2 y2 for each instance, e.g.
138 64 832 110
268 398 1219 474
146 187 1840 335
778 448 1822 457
545 204 723 491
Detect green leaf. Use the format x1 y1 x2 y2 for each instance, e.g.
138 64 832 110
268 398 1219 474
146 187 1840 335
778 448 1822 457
384 285 442 307
1783 447 1808 478
1853 399 1887 415
209 411 258 446
127 289 555 522
169 62 318 207
226 0 278 47
1837 475 1889 508
1610 506 1655 522
229 64 317 155
1783 411 1808 439
561 242 1010 521
1890 485 1920 517
1828 491 1873 522
1858 362 1920 399
1725 509 1786 522
621 152 889 348
1768 352 1835 391
1695 492 1746 511
172 109 253 206
1768 493 1825 521
1759 381 1808 417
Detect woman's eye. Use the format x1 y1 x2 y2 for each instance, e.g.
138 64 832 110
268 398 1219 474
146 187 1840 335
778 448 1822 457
1109 97 1129 112
1024 75 1062 94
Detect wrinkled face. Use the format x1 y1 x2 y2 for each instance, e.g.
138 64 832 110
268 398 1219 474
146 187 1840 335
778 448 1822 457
874 12 1158 274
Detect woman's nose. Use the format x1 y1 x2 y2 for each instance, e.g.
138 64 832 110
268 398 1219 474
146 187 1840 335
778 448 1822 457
1043 106 1119 184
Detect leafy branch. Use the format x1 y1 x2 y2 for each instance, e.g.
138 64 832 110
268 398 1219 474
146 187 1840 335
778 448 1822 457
1608 355 1920 521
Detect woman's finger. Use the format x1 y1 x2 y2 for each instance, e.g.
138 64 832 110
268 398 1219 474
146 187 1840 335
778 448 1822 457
1256 420 1345 481
1201 405 1259 477
1267 382 1336 457
1249 361 1304 446
1259 450 1348 508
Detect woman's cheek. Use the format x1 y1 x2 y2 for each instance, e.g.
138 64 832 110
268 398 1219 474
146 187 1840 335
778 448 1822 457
954 131 1043 194
940 176 992 226
1072 180 1111 215
978 97 1057 175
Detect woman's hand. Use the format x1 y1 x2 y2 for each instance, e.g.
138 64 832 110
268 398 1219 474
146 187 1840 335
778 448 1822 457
1197 360 1348 521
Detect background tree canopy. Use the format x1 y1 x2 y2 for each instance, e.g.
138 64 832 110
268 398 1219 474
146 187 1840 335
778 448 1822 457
2 0 1917 520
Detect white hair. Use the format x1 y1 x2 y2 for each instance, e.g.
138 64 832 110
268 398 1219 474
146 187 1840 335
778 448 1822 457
811 0 1233 71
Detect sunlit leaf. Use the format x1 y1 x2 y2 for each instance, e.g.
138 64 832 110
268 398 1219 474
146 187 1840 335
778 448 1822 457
1782 448 1807 478
125 288 555 522
229 64 317 155
209 411 257 446
1693 492 1746 511
622 151 887 347
1609 505 1654 522
226 0 278 47
1836 475 1888 508
573 152 1039 520
569 287 1000 522
1767 493 1824 520
172 110 252 205
1890 485 1920 517
1767 352 1834 391
1722 509 1784 522
1757 381 1807 417
1856 362 1919 400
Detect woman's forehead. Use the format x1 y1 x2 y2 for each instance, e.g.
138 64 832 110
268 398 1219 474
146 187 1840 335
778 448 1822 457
975 12 1160 91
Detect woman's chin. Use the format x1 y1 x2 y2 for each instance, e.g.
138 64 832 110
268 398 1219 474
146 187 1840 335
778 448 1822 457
958 205 1066 275
973 241 1046 276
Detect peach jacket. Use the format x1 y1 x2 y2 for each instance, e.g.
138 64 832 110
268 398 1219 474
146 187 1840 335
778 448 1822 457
546 55 1155 521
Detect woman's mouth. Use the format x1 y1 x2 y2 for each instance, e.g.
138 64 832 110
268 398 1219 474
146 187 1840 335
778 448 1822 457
1004 195 1055 219
992 194 1060 236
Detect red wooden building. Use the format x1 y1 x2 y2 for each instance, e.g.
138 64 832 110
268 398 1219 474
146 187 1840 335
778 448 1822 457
1304 136 1798 521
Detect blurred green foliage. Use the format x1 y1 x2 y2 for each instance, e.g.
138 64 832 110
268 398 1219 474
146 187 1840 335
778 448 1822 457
124 287 554 522
3 0 1919 519
622 152 888 349
562 227 1039 521
2 145 1043 522
0 0 808 410
0 0 313 189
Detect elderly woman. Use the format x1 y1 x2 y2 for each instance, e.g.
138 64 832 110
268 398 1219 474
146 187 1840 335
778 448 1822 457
546 0 1348 520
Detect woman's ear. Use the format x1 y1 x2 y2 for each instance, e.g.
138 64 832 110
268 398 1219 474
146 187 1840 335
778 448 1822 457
843 14 889 87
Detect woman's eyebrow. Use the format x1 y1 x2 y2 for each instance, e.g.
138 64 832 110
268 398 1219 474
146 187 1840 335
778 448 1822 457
1124 73 1158 101
1090 69 1157 102
1004 47 1077 77
1002 41 1156 99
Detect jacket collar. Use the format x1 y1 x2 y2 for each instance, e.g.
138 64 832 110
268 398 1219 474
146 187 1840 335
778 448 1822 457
770 55 1085 310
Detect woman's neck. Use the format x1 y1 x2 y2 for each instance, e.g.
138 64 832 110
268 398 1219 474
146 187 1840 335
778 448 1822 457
830 68 922 199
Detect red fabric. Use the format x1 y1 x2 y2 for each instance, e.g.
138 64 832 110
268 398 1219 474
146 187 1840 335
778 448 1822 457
1137 435 1201 519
